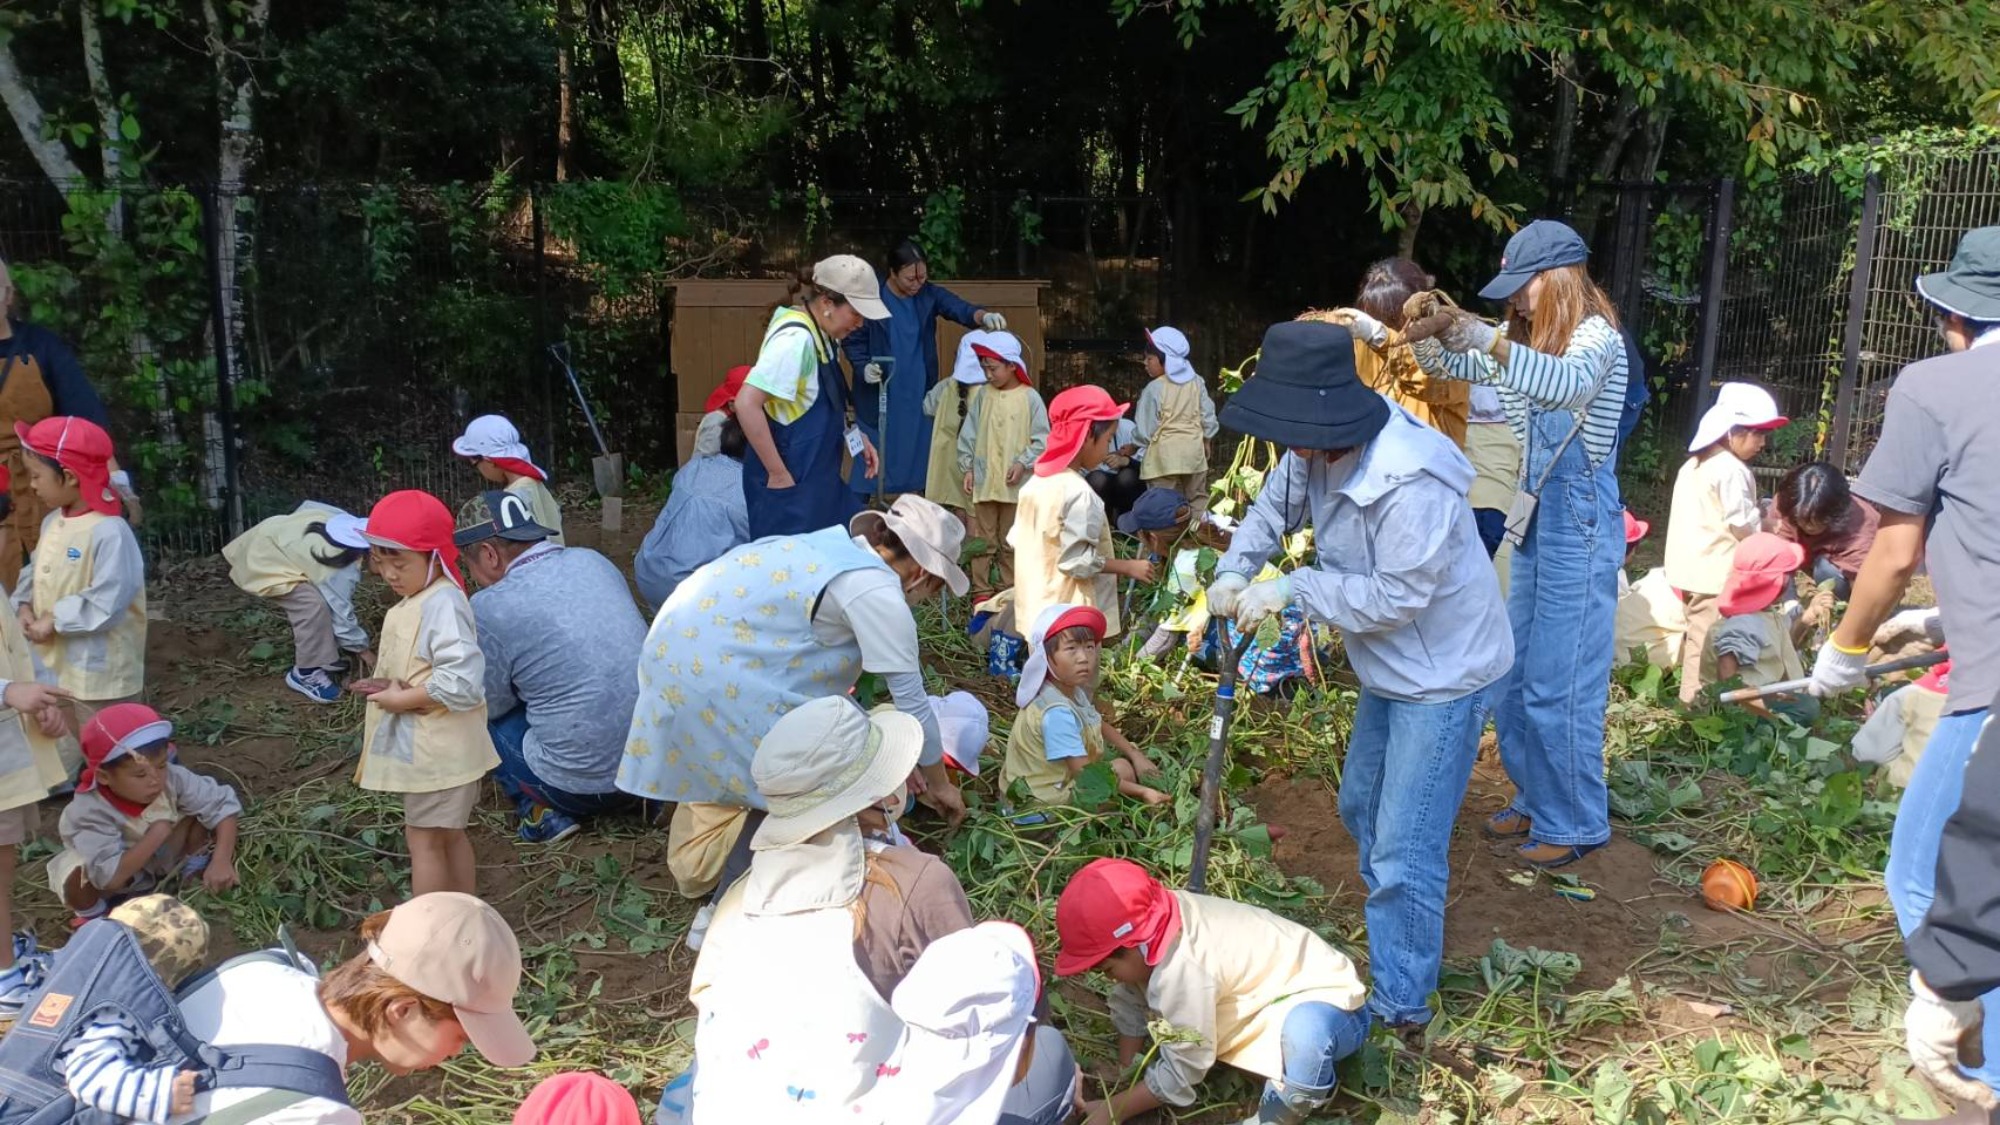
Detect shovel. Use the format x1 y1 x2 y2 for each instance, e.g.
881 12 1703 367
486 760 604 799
1716 650 1947 704
548 343 625 526
1189 631 1257 894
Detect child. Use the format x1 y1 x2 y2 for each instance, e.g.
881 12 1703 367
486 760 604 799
1769 461 1881 597
1705 532 1815 723
49 705 242 926
351 489 497 897
1010 386 1155 640
0 595 71 1016
923 330 990 513
1118 485 1193 563
1614 509 1686 669
221 501 375 703
452 414 564 545
51 895 210 1123
1004 604 1167 807
513 1072 642 1125
1135 327 1219 516
1853 659 1949 788
10 417 146 753
957 332 1050 600
1664 382 1787 703
1055 858 1368 1125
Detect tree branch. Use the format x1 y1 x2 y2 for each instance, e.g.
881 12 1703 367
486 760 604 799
0 37 87 188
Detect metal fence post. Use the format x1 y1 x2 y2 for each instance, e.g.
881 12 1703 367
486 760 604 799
1689 177 1736 434
201 185 243 539
1829 172 1883 472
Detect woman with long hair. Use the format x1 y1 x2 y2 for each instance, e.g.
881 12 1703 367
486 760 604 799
1316 257 1471 446
736 256 887 540
1393 220 1630 868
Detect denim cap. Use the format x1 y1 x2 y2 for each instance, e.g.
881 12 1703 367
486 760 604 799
1479 220 1591 301
1916 226 2000 323
1117 486 1190 535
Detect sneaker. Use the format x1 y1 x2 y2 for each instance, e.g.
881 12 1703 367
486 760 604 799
685 903 716 952
285 667 342 704
518 806 580 845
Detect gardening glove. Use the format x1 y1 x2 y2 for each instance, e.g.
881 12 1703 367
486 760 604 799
980 312 1007 331
1329 307 1388 347
1805 639 1870 697
1206 572 1251 618
1906 971 1999 1110
1437 312 1502 357
1233 574 1293 631
863 362 885 385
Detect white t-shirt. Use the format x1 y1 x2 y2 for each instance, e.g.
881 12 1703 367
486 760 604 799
813 553 921 675
171 959 358 1125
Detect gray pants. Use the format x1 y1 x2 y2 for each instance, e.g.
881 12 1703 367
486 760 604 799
275 585 340 670
999 1024 1081 1125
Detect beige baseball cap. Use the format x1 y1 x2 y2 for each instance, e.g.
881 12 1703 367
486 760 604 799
850 494 970 597
812 255 891 320
367 893 536 1067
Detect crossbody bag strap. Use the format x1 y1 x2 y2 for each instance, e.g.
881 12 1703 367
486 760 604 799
1519 333 1619 498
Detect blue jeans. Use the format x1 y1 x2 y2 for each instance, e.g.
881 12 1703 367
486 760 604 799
1340 687 1487 1025
489 709 638 820
1494 410 1622 847
1254 1001 1369 1116
1886 707 1999 1097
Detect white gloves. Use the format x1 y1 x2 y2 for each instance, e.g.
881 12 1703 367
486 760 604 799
863 362 885 385
980 312 1007 331
1333 308 1388 348
1235 575 1294 630
1906 971 1998 1110
1206 572 1250 618
1437 316 1500 355
1806 639 1870 697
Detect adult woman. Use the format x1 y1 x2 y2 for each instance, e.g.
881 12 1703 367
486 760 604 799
174 892 535 1122
1313 258 1471 447
660 696 977 1121
843 240 1007 498
1401 219 1629 868
737 256 886 540
0 260 116 586
617 494 971 928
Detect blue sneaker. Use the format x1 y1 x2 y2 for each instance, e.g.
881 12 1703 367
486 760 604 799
285 666 342 704
518 806 580 844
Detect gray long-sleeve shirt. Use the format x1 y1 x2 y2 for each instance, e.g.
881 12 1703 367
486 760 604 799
472 544 647 794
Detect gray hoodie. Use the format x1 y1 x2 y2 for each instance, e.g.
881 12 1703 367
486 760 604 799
1220 406 1513 702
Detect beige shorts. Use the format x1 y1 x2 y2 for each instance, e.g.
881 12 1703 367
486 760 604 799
403 781 482 829
0 804 36 847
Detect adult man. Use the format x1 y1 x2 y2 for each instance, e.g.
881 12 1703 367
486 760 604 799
1206 320 1514 1042
1808 226 2000 1121
458 490 646 843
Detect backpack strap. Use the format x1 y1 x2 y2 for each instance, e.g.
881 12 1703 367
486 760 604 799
190 1042 351 1122
187 1087 311 1125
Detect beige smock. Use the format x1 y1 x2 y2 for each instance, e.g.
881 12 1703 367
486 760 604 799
1010 469 1121 637
922 379 970 508
1136 377 1216 479
1614 567 1687 669
1002 682 1105 805
505 476 565 545
1664 451 1758 596
957 384 1049 505
47 764 241 896
0 606 66 811
12 509 145 700
356 578 497 794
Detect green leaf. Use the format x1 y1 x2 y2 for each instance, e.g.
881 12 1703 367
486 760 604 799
119 114 141 142
1071 760 1118 810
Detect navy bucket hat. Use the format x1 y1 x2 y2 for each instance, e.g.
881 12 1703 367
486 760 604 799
1916 226 2000 323
1480 220 1591 301
1219 321 1389 451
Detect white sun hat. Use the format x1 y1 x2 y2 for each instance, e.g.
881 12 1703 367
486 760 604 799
751 697 923 850
880 921 1042 1125
1688 382 1788 453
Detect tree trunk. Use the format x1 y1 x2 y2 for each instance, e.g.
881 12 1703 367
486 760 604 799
555 0 578 181
0 43 86 186
77 0 125 237
203 0 272 534
1547 54 1579 201
1397 199 1425 258
586 0 625 127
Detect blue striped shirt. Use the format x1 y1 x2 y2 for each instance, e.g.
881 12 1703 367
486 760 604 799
1411 315 1627 470
57 1011 182 1123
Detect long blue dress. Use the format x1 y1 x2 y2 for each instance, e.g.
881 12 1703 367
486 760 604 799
841 281 980 496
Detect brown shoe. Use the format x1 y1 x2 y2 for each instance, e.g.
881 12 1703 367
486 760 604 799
1481 808 1532 840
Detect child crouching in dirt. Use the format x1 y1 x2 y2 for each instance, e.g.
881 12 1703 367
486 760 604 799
50 705 241 927
1056 858 1368 1125
352 490 497 897
1706 532 1818 724
221 501 376 704
1003 604 1167 809
53 895 211 1122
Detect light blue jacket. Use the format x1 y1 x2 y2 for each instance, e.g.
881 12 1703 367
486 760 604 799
1220 406 1513 703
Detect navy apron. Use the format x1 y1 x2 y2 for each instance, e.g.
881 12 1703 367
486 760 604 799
744 312 859 540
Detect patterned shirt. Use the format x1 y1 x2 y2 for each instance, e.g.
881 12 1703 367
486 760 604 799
1410 314 1627 470
58 1012 181 1124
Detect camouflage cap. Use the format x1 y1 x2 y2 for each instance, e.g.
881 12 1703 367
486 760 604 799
109 895 210 987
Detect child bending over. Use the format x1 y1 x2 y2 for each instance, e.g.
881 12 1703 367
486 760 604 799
1056 858 1369 1125
221 501 375 703
1706 532 1817 724
49 705 241 927
352 490 497 897
54 895 211 1122
1003 604 1167 808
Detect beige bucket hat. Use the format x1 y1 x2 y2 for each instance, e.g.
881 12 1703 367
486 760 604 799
752 697 924 850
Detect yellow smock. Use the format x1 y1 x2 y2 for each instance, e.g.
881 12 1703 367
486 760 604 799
960 384 1046 505
923 379 968 508
1140 378 1212 478
1011 469 1121 637
18 510 146 700
1352 332 1469 448
1002 683 1106 805
0 605 65 811
221 504 347 597
505 476 565 545
356 578 497 794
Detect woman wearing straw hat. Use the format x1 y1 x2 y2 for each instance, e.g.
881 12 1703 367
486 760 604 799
658 696 978 1123
737 256 890 541
1205 319 1511 1042
617 495 972 942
